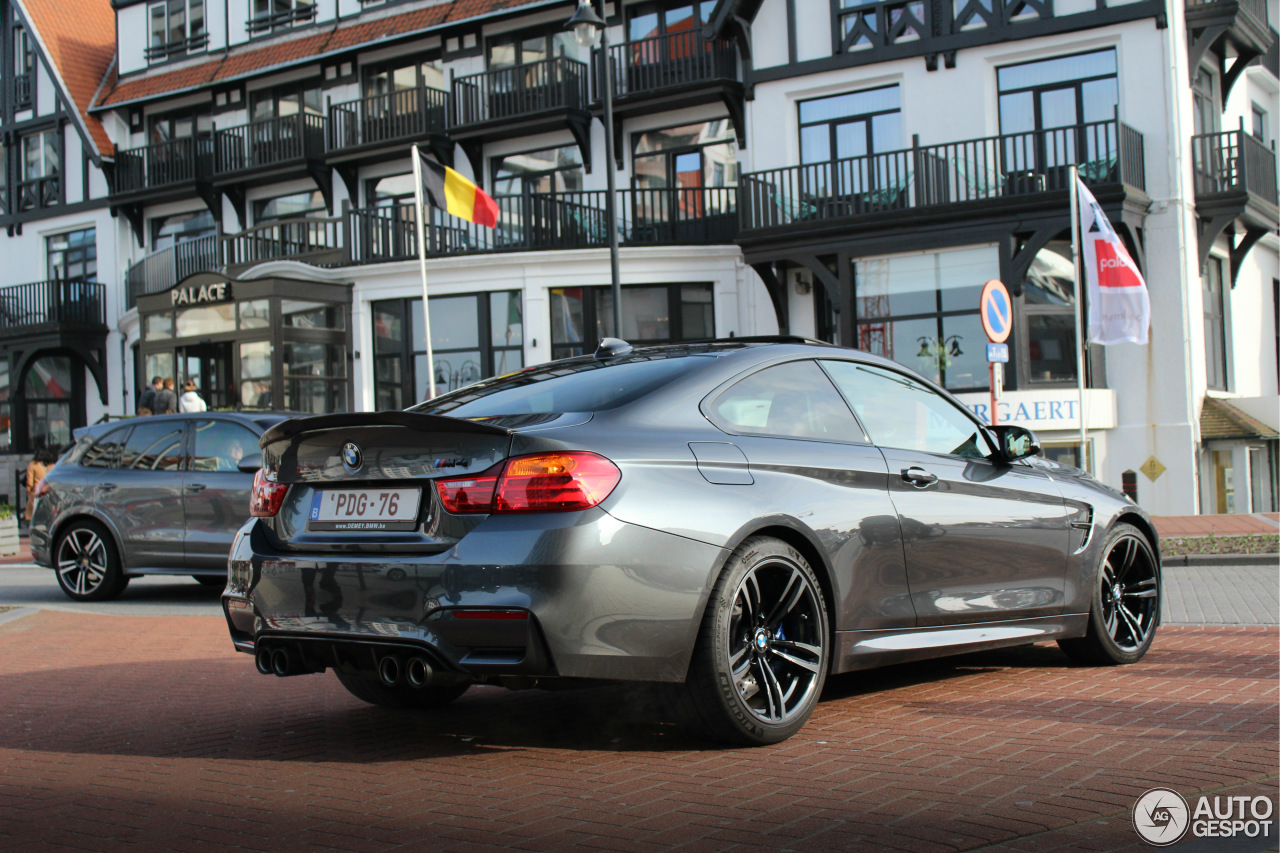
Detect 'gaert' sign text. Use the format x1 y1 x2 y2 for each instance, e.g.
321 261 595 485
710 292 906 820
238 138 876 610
172 282 232 306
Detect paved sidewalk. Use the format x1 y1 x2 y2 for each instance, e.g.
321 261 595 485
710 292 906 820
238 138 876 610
0 613 1274 853
1153 513 1280 537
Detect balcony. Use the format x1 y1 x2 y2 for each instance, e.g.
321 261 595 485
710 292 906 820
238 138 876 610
345 186 738 263
598 30 744 166
0 280 106 336
327 86 451 198
739 119 1145 244
113 135 214 200
1191 129 1279 281
1186 0 1275 99
451 57 592 173
222 216 344 273
212 113 331 219
124 236 220 309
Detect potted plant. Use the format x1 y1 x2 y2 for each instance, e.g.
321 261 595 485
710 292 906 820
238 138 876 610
0 504 17 557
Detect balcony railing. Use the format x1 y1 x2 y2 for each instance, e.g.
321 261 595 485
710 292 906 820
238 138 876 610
0 280 106 329
223 216 343 268
329 86 449 152
125 236 220 309
453 57 589 126
604 30 738 99
145 32 210 62
1191 130 1279 206
114 135 213 195
838 0 930 52
246 3 316 35
213 113 326 175
346 186 738 263
16 174 59 212
740 119 1144 231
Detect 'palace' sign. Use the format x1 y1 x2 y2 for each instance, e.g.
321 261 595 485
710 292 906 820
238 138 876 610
172 282 232 306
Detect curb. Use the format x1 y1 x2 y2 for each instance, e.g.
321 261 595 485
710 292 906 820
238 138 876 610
0 607 37 626
1162 553 1279 567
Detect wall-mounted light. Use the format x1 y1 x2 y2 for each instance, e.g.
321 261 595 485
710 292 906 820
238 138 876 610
794 272 810 295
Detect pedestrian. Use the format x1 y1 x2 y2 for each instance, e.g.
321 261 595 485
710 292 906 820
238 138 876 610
155 378 178 415
179 380 207 413
138 375 162 416
24 446 56 523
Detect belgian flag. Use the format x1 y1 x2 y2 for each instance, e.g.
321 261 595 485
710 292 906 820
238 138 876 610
416 149 498 228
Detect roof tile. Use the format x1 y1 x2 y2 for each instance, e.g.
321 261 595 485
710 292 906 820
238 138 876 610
1200 396 1279 440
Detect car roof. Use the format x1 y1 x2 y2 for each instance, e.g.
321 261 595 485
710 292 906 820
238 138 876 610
74 411 303 440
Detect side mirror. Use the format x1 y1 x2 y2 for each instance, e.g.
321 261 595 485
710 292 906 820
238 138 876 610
991 425 1040 462
237 458 262 474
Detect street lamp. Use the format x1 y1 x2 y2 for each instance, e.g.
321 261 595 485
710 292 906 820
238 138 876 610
565 0 622 339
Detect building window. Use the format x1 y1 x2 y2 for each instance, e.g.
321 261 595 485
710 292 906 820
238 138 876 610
492 145 584 195
1191 68 1217 136
1021 240 1078 385
626 2 714 41
252 190 326 224
486 29 583 70
247 0 315 36
13 26 32 108
147 0 207 61
836 0 928 53
853 246 994 392
549 283 714 360
19 129 59 210
250 84 322 121
151 210 216 251
0 141 6 213
998 49 1118 175
632 120 737 233
365 57 445 99
1203 257 1228 391
1252 103 1267 142
149 111 213 145
47 229 96 282
800 86 901 166
373 292 524 408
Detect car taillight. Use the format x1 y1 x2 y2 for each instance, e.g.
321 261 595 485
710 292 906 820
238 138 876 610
435 452 621 514
496 452 620 512
435 465 501 514
249 469 289 517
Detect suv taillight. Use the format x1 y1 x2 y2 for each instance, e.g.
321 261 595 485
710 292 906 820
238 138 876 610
435 452 620 514
249 469 289 517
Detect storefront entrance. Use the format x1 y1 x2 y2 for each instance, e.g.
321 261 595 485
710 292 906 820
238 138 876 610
137 273 352 414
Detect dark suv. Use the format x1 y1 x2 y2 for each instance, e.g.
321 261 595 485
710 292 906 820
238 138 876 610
30 412 291 601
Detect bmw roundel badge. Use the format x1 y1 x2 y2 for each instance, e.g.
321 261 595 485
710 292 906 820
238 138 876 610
341 442 362 472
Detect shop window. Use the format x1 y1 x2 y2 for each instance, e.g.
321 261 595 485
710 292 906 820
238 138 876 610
176 304 236 337
282 299 344 330
1203 257 1229 391
550 283 713 360
239 341 273 407
373 291 523 405
47 229 96 282
1021 240 1077 385
23 356 73 451
853 247 992 392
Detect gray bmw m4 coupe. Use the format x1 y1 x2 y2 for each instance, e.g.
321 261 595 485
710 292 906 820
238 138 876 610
225 338 1160 745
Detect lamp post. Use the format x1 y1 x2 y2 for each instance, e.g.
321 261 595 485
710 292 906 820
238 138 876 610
565 0 622 339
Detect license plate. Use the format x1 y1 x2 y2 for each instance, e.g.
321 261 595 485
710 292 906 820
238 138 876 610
308 488 421 532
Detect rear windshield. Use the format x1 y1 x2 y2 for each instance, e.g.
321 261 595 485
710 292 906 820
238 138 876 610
412 355 709 417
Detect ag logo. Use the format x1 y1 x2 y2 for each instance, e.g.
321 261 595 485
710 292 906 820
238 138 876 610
1133 788 1190 845
341 442 363 473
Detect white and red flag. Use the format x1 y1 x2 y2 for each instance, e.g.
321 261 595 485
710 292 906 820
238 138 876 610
1075 177 1150 345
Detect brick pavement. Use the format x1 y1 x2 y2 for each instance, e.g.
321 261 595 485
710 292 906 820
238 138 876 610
0 613 1274 853
1153 514 1280 537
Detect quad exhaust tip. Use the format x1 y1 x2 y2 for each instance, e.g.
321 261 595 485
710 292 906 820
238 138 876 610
377 655 402 687
406 657 434 688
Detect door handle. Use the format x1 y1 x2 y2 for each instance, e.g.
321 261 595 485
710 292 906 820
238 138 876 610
99 482 117 492
902 467 938 487
186 483 207 492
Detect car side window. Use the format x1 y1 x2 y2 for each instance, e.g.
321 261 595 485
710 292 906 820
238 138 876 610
192 421 256 472
821 360 992 458
120 422 186 471
81 427 130 468
710 360 863 442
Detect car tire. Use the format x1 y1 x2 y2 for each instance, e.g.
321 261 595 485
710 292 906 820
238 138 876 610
334 669 470 710
193 575 225 587
54 520 129 602
1058 522 1160 666
678 536 830 746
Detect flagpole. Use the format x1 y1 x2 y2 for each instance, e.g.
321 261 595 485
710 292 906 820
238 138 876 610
411 144 437 400
1069 165 1088 472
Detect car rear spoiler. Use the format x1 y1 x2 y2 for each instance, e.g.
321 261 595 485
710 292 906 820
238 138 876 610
259 410 514 448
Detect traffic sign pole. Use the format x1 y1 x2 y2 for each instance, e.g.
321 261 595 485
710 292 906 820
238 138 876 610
979 280 1012 428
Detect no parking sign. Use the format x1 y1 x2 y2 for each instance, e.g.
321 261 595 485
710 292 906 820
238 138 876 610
979 279 1011 425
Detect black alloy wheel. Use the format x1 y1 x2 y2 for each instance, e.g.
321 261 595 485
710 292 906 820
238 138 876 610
680 536 830 745
55 520 129 602
1059 522 1160 665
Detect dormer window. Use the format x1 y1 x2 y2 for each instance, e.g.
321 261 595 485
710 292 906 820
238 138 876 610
147 0 208 62
13 26 33 108
248 0 316 37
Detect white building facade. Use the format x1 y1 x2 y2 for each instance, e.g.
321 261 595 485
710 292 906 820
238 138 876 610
0 0 1275 517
